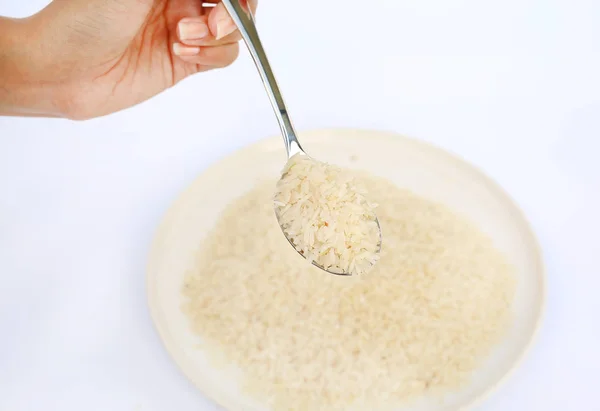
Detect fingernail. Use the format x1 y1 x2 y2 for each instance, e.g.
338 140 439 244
215 18 237 40
173 43 201 56
178 18 209 41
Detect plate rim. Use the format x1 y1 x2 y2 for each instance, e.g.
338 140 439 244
146 127 547 411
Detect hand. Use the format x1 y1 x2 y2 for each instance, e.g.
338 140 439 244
0 0 257 119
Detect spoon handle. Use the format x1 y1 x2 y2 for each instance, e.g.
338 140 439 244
220 0 303 157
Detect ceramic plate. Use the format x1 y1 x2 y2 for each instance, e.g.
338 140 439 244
147 128 545 411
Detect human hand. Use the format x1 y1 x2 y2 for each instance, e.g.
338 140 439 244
0 0 257 119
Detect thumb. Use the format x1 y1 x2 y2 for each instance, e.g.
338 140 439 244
207 0 258 40
164 0 204 44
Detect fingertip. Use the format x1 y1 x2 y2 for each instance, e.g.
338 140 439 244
177 16 210 43
173 42 201 57
207 4 220 36
176 43 240 68
208 2 237 40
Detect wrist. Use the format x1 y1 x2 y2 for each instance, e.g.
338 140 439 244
0 17 65 117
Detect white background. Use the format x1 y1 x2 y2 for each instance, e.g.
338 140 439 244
1 0 599 410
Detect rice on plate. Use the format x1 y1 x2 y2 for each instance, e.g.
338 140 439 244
182 166 517 410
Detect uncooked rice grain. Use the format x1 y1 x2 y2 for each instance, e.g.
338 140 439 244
182 172 516 411
274 154 380 275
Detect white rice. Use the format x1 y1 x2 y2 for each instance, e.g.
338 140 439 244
183 173 516 411
274 154 380 275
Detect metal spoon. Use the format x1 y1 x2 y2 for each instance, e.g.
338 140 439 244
221 0 382 275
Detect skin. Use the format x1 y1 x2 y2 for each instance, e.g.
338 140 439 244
0 0 257 119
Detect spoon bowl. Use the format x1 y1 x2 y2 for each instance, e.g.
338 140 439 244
276 207 383 276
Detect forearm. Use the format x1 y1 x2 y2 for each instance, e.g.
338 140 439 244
0 16 64 117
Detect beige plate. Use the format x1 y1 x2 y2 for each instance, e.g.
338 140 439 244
147 128 546 411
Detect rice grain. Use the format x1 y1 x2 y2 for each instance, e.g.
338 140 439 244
182 172 516 411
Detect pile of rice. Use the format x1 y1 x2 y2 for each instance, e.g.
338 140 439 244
273 154 381 275
182 172 516 411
